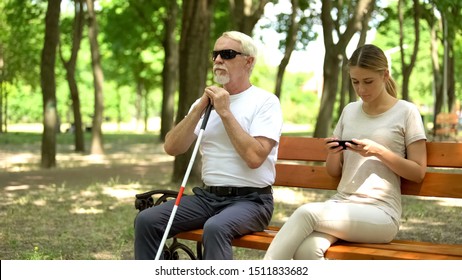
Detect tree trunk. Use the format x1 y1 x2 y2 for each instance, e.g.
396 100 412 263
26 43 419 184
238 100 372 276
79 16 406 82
60 0 85 152
342 0 373 108
447 42 455 112
86 0 104 155
314 0 374 138
172 0 214 184
160 0 179 142
229 0 268 35
2 88 7 133
430 21 443 132
144 85 149 132
446 5 457 112
0 44 3 133
135 79 143 131
315 51 342 137
338 54 349 118
116 87 122 131
0 82 3 134
274 0 299 99
40 0 61 168
398 0 420 101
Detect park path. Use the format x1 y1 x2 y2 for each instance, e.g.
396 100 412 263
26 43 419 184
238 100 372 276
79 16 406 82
1 138 176 189
1 161 173 189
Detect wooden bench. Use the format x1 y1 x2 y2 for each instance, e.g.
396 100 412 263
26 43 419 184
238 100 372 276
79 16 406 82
433 112 459 142
135 136 462 260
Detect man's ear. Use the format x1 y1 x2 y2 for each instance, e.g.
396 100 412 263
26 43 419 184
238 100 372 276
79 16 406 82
246 56 255 67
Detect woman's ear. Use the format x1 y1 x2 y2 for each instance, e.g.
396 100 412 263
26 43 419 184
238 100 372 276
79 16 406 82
384 69 390 80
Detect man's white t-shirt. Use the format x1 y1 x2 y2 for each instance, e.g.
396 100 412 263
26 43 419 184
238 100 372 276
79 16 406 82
192 85 283 188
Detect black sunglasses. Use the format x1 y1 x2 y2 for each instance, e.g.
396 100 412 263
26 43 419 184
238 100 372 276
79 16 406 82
212 49 246 61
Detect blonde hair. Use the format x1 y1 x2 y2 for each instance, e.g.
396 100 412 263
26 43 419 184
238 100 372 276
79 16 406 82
348 44 398 98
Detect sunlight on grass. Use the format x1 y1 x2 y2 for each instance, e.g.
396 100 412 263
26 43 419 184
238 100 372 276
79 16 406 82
5 185 30 191
416 196 462 207
273 188 309 205
103 187 141 199
71 207 105 214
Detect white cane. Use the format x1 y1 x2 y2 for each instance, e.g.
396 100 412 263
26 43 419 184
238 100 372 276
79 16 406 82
155 103 213 260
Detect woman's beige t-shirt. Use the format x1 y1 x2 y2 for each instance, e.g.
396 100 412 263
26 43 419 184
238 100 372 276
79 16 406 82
331 100 427 225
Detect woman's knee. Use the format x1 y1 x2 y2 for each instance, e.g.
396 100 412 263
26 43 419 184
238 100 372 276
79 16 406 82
293 232 337 260
293 241 325 260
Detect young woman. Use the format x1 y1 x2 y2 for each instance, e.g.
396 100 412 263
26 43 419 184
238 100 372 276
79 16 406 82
264 44 427 260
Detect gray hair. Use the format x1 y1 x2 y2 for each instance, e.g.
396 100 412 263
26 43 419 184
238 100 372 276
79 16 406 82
222 31 257 70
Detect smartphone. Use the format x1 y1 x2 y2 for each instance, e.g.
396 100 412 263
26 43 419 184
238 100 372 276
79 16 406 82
328 140 356 150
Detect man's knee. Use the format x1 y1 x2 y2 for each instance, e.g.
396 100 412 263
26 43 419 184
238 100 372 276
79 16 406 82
203 220 228 237
134 209 149 227
134 208 163 236
202 219 236 246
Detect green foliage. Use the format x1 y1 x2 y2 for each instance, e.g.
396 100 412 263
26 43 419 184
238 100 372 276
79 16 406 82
374 4 434 105
258 0 318 52
7 83 43 122
2 0 46 85
212 0 234 38
280 72 319 124
455 38 462 96
1 0 460 133
100 0 165 88
251 60 319 125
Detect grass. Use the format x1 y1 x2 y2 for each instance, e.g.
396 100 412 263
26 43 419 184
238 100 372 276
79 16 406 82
1 130 461 260
1 179 137 259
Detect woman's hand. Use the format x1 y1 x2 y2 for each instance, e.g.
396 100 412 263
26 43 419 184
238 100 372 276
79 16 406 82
325 137 344 177
347 138 386 157
325 137 344 154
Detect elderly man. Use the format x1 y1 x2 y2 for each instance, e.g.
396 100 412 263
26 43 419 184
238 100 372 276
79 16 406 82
134 31 283 260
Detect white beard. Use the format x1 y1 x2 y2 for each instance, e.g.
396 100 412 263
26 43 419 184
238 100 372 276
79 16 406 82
214 73 230 85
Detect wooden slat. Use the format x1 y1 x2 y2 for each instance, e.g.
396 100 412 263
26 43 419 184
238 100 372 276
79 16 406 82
175 229 462 260
332 240 462 258
277 136 462 168
325 244 462 260
175 229 272 250
274 164 338 190
276 163 462 198
174 230 202 243
278 137 327 162
326 239 462 260
426 142 462 167
401 172 462 197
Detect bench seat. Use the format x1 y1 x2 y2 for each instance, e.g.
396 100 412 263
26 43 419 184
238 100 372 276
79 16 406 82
175 227 462 260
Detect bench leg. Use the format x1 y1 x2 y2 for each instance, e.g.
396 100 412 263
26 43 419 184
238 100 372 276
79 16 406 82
196 241 203 260
164 238 198 260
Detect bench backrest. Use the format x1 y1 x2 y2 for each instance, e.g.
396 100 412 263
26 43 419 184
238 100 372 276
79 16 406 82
275 136 462 198
436 112 459 126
